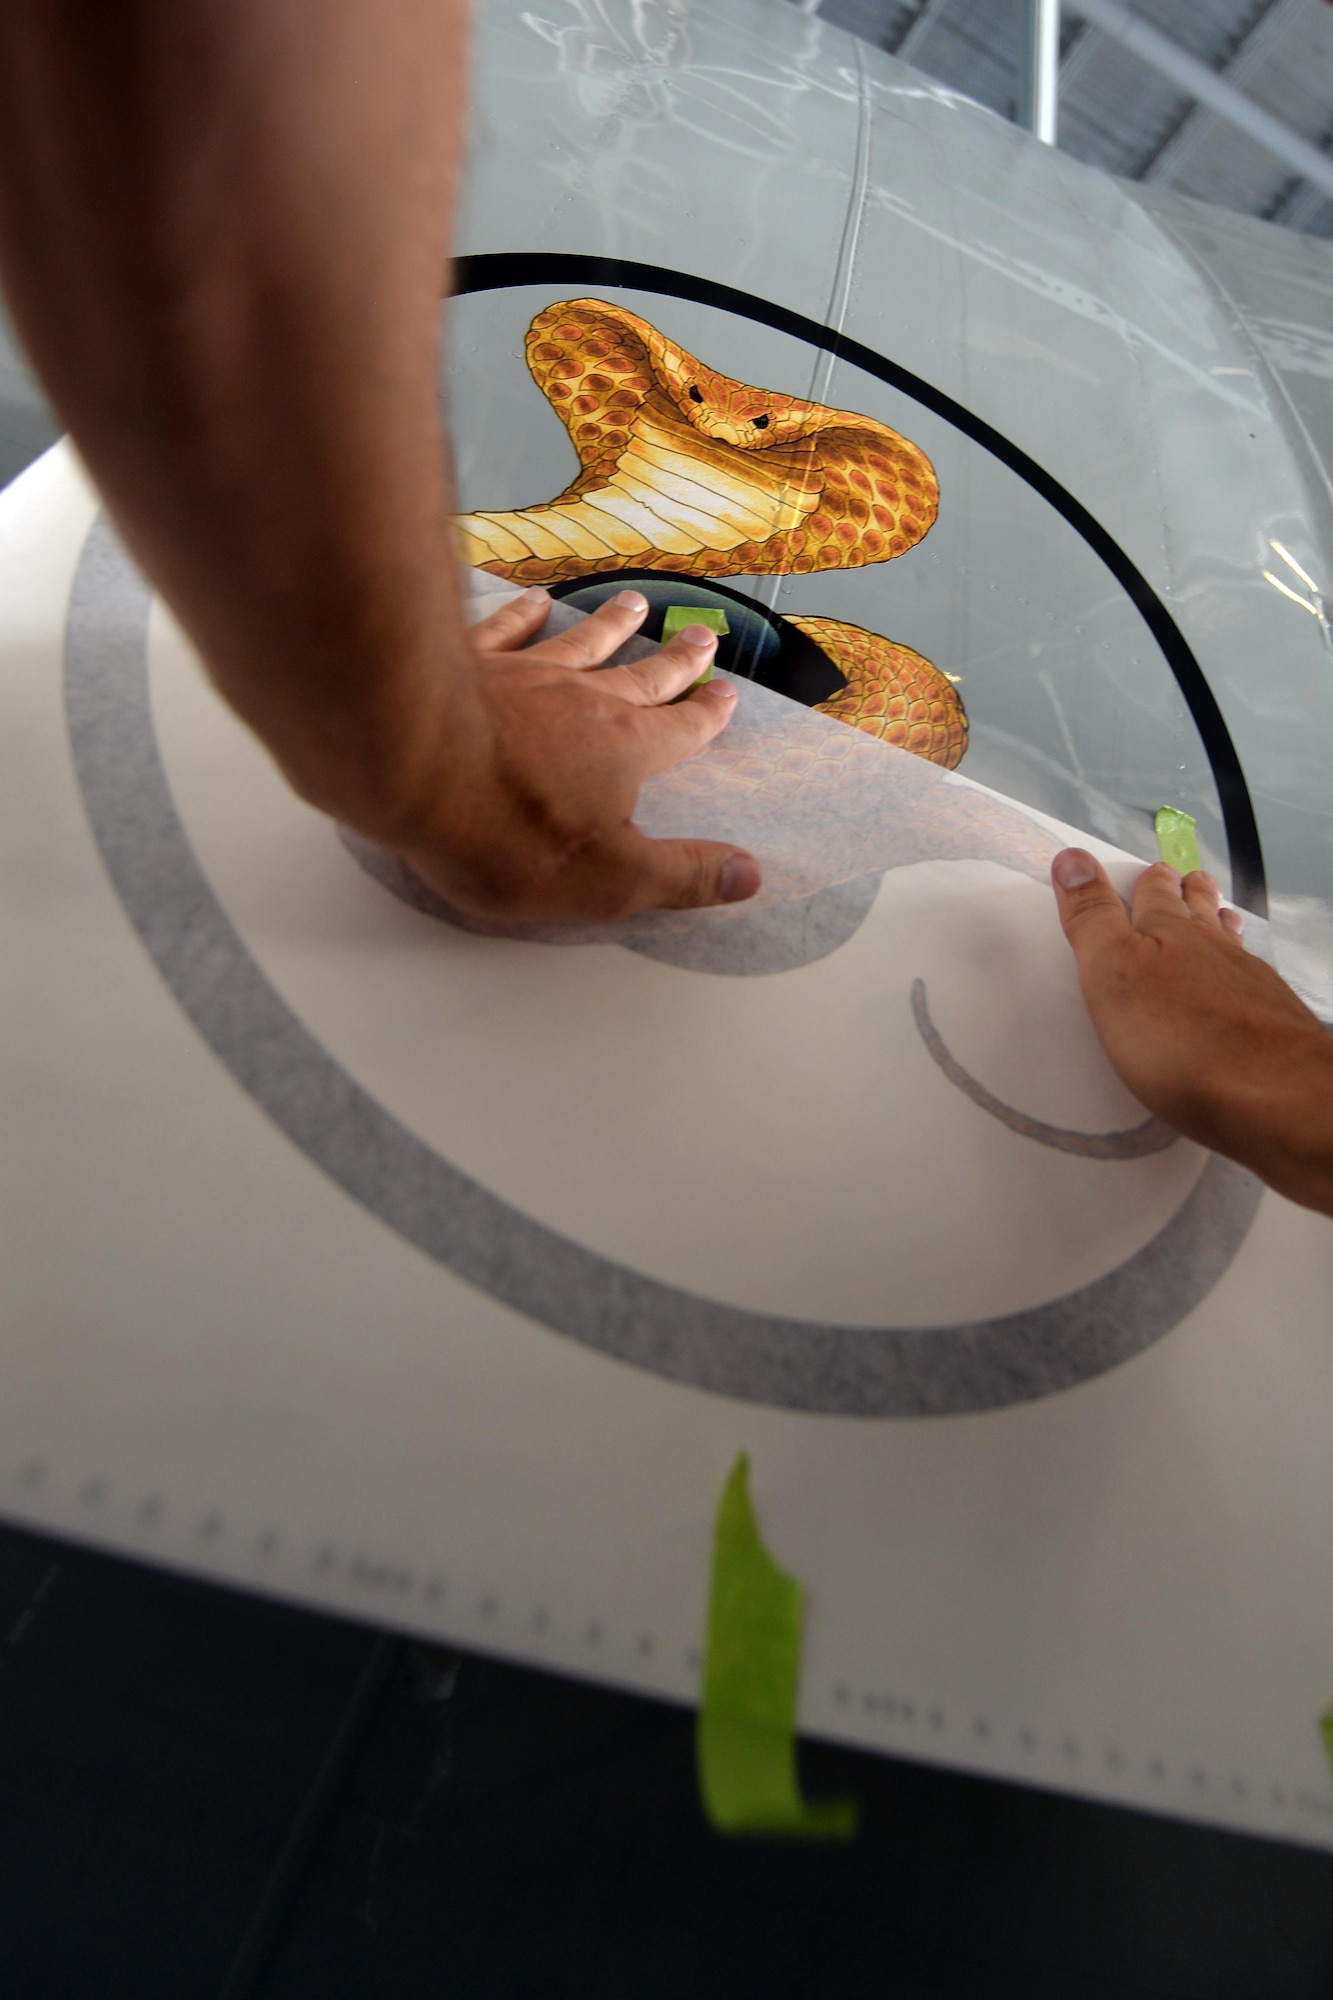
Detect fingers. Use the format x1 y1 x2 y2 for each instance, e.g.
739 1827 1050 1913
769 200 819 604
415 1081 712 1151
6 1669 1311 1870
1051 848 1132 970
1056 847 1246 962
614 828 762 914
628 675 739 777
470 586 551 651
1181 868 1224 931
1134 861 1237 940
1189 871 1252 946
1127 860 1197 934
596 625 718 706
479 592 722 700
521 589 650 670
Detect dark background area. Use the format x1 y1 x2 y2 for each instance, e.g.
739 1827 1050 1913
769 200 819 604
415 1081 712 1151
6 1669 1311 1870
3 1519 1333 2000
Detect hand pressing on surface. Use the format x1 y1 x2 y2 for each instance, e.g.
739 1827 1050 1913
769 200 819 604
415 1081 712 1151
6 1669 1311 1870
1051 849 1333 1218
388 586 759 921
0 0 759 926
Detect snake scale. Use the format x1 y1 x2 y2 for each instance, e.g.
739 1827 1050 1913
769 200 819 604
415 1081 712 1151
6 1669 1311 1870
455 299 968 769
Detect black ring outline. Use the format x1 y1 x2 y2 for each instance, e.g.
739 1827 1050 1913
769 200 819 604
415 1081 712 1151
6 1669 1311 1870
452 251 1267 917
548 567 811 689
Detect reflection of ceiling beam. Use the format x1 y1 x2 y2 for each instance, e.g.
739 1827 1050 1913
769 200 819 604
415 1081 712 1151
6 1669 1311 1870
1055 18 1101 99
1063 0 1333 201
1263 103 1333 230
891 0 954 61
1139 0 1312 188
890 0 1058 136
1267 174 1333 233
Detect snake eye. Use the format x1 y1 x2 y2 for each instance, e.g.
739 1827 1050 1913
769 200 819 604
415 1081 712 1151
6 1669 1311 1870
688 385 703 403
753 414 770 430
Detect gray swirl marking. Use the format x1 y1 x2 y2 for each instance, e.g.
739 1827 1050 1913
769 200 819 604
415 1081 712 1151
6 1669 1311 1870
911 979 1179 1160
63 515 1262 1417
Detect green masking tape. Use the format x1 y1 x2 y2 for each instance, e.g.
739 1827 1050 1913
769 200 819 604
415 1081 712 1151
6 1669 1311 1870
697 1454 857 1839
1320 1704 1333 1784
662 605 725 689
1154 807 1202 876
662 604 729 639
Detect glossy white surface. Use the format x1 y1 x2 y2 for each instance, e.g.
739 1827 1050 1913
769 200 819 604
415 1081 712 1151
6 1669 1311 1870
149 594 1206 1327
4 430 1333 1852
2 0 1333 1850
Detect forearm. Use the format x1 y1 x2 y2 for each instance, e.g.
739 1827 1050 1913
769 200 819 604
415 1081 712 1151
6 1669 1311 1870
0 0 476 832
1203 1026 1333 1219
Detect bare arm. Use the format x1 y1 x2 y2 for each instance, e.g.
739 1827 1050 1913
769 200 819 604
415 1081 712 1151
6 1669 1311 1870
1052 849 1333 1218
0 0 759 918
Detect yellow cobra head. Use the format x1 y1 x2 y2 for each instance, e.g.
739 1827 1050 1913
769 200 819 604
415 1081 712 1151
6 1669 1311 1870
657 346 812 450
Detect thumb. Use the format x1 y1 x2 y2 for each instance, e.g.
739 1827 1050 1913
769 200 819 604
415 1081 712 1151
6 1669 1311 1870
624 833 762 914
1051 847 1130 973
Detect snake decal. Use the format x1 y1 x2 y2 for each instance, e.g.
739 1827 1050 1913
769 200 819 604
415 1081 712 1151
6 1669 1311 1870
450 296 1183 1167
454 298 968 770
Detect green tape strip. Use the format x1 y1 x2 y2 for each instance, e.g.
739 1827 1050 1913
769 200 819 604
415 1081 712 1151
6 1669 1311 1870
1319 1704 1333 1785
1155 806 1201 876
662 604 729 639
662 605 724 689
697 1454 856 1839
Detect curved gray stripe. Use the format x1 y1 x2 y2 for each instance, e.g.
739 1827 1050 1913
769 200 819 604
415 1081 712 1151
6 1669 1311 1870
338 823 886 977
63 516 1263 1417
911 979 1179 1160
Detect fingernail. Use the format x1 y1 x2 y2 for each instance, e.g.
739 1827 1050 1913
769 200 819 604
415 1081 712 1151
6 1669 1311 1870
680 624 717 648
1052 848 1098 890
614 590 648 613
521 586 549 602
720 853 761 904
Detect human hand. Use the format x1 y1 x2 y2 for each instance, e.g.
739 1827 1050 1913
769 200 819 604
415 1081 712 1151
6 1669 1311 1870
384 586 761 923
1051 848 1333 1214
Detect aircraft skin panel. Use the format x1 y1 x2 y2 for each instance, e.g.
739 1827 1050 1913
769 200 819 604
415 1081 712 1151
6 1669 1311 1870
4 446 1332 1862
4 0 1333 1867
400 0 1333 1849
861 45 1332 933
1133 185 1333 510
451 0 865 333
450 0 1333 934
